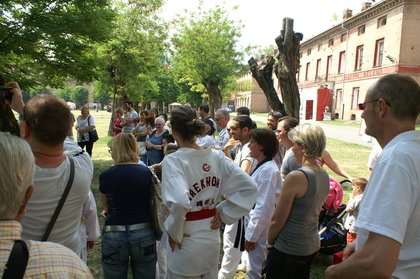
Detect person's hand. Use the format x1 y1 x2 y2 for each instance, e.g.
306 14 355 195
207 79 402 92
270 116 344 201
342 241 356 260
210 209 221 230
223 138 239 151
145 141 152 148
5 82 24 114
245 240 256 251
168 233 190 252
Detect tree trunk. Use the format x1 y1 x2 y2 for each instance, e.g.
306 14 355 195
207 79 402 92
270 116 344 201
248 56 287 116
204 79 222 118
274 18 303 121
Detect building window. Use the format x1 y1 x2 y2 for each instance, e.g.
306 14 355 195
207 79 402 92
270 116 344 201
340 33 347 42
377 16 387 28
305 62 310 81
307 48 312 55
355 45 364 70
316 59 321 79
326 55 332 81
358 25 365 35
328 39 334 47
351 87 360 109
318 43 322 51
338 51 346 74
335 89 343 111
297 65 301 82
374 38 384 67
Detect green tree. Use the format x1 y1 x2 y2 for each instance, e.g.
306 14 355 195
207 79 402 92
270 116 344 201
93 81 112 108
96 0 166 108
56 87 73 102
0 0 114 88
171 5 243 115
72 86 89 107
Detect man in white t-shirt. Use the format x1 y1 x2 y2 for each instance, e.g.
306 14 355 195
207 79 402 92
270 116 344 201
325 74 420 278
8 85 93 255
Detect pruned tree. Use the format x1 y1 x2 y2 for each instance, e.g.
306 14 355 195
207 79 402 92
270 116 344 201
248 56 287 116
274 18 303 120
247 17 302 121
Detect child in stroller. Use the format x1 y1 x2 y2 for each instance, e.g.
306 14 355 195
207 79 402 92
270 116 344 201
318 177 347 255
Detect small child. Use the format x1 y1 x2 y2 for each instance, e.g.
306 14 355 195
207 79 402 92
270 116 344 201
344 177 367 244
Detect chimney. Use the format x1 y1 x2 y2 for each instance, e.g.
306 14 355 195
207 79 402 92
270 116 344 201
361 2 372 11
343 9 353 20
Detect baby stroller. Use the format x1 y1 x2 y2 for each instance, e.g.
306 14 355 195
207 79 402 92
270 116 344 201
318 177 348 255
318 204 347 255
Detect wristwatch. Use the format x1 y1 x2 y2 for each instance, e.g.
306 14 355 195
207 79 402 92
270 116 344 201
265 241 274 249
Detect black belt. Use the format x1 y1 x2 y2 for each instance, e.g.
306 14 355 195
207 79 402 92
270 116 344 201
103 222 152 233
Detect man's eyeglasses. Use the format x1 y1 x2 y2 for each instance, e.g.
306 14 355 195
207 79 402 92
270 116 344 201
358 98 391 110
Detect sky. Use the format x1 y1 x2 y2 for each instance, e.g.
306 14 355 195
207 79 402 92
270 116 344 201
160 0 370 49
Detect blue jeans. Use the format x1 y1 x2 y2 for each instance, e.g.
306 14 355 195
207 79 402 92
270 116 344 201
261 248 316 279
102 227 156 279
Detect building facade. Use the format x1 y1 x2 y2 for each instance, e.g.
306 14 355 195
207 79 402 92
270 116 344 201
298 0 420 121
234 73 272 113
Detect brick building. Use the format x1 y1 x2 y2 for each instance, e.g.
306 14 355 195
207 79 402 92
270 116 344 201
298 0 420 121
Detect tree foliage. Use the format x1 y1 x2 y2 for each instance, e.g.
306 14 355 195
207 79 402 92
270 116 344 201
0 0 115 88
72 86 89 107
171 5 243 115
95 0 167 107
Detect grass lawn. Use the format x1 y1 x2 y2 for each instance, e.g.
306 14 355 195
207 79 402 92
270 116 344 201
83 109 371 279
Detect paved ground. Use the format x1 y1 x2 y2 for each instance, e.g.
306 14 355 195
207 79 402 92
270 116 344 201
251 114 373 147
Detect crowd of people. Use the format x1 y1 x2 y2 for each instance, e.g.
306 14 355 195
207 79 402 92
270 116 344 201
0 73 419 279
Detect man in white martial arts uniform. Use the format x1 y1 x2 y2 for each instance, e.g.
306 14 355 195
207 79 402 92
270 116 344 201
219 115 257 279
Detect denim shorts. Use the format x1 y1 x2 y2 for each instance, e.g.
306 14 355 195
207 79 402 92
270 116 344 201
102 227 156 279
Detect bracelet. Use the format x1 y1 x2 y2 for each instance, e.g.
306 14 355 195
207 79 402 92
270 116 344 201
265 241 274 249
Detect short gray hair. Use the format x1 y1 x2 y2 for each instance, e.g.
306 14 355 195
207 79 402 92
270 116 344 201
288 124 326 158
0 132 35 219
369 74 420 121
216 108 230 119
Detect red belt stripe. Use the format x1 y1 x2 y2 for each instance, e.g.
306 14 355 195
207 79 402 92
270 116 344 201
185 208 216 221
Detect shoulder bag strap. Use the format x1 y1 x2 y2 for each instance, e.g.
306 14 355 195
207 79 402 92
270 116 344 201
2 240 29 279
41 156 75 241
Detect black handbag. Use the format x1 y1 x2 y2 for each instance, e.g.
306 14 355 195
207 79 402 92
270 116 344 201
148 166 168 240
88 116 99 142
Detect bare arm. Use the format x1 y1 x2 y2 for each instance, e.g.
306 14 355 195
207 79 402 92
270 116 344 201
322 150 352 179
240 159 254 174
100 193 108 216
6 82 25 114
325 232 400 278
